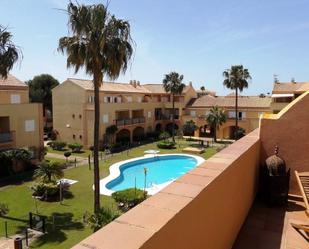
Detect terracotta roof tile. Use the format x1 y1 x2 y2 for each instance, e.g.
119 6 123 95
0 75 27 89
190 95 271 108
143 84 191 94
272 82 309 94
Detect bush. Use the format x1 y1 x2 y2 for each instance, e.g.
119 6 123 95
68 143 83 153
159 131 170 141
157 141 176 149
112 188 146 211
83 207 119 232
0 203 9 216
31 182 59 198
49 141 67 151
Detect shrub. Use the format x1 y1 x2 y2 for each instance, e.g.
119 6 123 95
159 131 170 141
0 203 9 216
83 207 119 232
68 143 83 153
31 182 59 198
49 141 67 151
157 141 176 149
112 188 146 211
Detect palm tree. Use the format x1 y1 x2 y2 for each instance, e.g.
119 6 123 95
200 86 205 92
223 65 251 139
34 161 64 183
163 72 185 143
58 3 133 214
0 26 21 78
206 106 226 142
182 120 198 138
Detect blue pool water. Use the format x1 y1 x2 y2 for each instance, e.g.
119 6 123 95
106 155 198 191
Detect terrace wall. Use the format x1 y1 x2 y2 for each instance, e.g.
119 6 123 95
73 129 260 249
260 91 309 194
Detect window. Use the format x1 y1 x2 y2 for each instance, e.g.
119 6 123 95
88 96 94 103
25 120 35 132
102 114 109 124
126 96 132 102
137 97 142 103
72 114 75 119
228 111 236 119
114 97 118 103
104 96 112 103
148 111 152 118
190 111 196 117
11 94 21 104
73 134 76 139
79 135 82 139
79 114 82 119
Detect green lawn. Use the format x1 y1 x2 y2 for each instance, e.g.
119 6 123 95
0 140 218 248
47 146 92 158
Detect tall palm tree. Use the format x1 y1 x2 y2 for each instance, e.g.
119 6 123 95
206 106 226 142
223 65 251 139
200 86 205 92
34 161 64 183
0 26 21 78
58 3 133 214
163 72 185 143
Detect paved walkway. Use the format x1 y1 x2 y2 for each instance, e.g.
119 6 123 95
46 152 89 168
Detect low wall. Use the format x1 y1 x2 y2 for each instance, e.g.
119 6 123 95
260 91 309 194
73 130 260 249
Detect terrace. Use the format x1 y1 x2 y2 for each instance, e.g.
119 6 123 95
73 91 309 249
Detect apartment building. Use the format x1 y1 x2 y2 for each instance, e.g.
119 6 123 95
271 81 309 113
52 79 197 147
183 94 271 139
0 75 44 151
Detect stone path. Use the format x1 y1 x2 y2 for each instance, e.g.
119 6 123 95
46 152 89 168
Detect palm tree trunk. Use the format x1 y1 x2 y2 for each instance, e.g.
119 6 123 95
172 94 175 143
235 88 238 140
93 73 101 214
214 126 217 143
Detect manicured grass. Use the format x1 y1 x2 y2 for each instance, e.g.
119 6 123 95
0 139 219 248
47 146 92 158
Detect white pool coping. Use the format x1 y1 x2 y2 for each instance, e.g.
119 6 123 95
98 153 205 196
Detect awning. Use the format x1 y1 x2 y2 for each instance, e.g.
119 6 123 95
271 93 294 98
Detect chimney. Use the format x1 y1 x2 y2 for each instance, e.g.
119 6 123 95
189 81 192 87
291 77 296 83
129 80 133 85
133 80 137 88
137 81 140 86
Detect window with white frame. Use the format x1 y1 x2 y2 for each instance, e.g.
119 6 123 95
25 120 35 132
148 111 151 118
102 114 109 124
126 96 132 102
137 97 142 103
11 94 21 104
88 96 94 103
190 110 196 117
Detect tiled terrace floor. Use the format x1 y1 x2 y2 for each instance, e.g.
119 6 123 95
233 195 309 249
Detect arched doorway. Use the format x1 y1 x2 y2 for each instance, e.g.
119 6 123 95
116 129 130 144
155 123 162 132
132 127 145 142
165 123 179 135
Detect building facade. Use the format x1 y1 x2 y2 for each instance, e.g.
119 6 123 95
52 79 197 148
0 75 44 151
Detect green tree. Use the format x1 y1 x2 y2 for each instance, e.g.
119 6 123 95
200 86 205 92
163 72 185 143
34 160 64 183
206 106 226 142
0 26 21 78
26 74 59 115
223 65 251 139
58 3 133 214
182 120 198 138
105 125 118 145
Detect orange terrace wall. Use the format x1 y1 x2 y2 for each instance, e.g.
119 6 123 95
260 91 309 194
73 129 260 249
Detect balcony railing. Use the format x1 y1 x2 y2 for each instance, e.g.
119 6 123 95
0 132 13 143
116 117 145 126
155 114 179 121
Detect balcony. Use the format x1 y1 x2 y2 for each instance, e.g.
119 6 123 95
155 114 179 121
115 117 145 127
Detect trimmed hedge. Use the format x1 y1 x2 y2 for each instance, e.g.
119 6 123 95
157 141 176 149
112 188 146 211
68 143 83 153
49 141 67 151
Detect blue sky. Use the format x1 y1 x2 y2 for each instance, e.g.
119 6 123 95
1 0 309 95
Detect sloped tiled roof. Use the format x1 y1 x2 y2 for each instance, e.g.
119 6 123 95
189 95 271 109
67 78 152 94
143 84 191 94
0 74 28 89
272 82 309 94
67 78 191 94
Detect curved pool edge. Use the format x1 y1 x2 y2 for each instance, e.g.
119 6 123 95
98 153 205 196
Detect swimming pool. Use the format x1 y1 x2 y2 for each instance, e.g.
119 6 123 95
100 154 205 195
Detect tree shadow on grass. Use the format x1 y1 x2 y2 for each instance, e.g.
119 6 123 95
32 212 84 247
